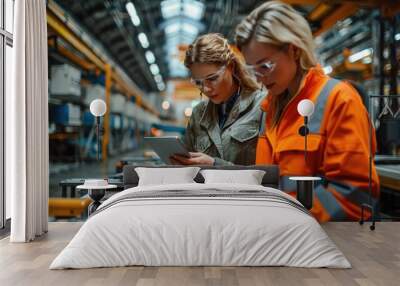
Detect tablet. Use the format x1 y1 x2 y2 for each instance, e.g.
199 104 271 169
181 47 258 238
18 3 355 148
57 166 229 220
144 136 191 164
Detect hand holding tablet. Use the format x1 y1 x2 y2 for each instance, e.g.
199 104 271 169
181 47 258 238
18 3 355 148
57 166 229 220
144 136 191 164
144 136 215 165
171 152 215 165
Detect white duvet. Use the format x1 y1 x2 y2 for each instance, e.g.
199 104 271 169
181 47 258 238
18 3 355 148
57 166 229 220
50 183 351 269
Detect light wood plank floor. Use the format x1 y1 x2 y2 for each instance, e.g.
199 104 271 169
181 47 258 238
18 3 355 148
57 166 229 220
0 222 399 286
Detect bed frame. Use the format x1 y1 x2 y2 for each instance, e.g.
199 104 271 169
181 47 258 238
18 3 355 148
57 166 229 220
123 165 280 189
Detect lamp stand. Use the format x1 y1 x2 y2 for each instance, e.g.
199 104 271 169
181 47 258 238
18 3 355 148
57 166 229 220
96 116 100 161
295 116 315 210
298 116 309 164
359 98 376 230
88 189 106 215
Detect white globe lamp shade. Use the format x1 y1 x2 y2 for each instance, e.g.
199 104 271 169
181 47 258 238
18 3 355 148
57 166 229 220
297 99 315 117
90 99 107 117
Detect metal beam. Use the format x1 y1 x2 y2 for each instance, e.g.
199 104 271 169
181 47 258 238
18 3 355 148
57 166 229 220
47 9 106 70
48 39 96 71
102 64 112 161
381 1 400 18
308 3 332 21
281 0 320 5
313 3 359 36
329 0 391 8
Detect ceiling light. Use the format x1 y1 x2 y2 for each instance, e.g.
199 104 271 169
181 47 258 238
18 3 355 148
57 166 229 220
352 32 367 42
314 36 323 45
169 58 188 77
165 22 180 34
362 57 372 64
161 0 204 20
157 82 166 91
161 0 181 19
162 100 170 110
126 2 141 26
183 0 204 20
349 48 373 63
341 18 352 27
138 33 149 48
154 74 163 83
395 33 400 41
339 27 349 36
145 51 155 64
182 23 198 35
150 64 160 75
323 65 333 75
184 107 193 117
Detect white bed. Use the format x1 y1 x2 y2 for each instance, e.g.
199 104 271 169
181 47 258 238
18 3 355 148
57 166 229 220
50 182 351 269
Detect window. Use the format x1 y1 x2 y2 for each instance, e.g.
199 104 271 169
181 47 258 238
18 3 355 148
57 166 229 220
0 0 4 230
1 0 14 230
5 0 13 33
5 44 11 220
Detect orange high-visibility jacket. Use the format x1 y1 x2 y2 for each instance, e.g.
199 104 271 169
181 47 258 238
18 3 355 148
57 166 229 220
256 67 380 222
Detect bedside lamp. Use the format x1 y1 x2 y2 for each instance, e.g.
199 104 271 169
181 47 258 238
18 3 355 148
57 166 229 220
85 99 107 215
90 99 107 161
297 99 314 163
289 99 320 210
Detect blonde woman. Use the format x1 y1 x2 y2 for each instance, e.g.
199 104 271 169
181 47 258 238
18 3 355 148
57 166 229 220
171 33 266 165
235 1 379 222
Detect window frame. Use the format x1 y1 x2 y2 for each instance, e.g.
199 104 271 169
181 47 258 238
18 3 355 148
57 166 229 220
0 0 5 230
0 0 13 230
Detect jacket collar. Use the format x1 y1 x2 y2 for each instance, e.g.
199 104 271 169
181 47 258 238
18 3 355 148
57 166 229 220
199 87 257 129
260 66 325 113
199 87 258 157
223 87 256 129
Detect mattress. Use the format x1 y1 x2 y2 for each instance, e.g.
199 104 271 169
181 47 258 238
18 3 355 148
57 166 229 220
50 183 351 269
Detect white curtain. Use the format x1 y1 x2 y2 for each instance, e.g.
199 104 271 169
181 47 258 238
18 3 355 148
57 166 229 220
7 0 49 242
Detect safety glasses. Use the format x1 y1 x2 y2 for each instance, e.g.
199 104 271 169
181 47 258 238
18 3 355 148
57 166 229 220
190 65 226 89
245 61 276 78
245 47 286 78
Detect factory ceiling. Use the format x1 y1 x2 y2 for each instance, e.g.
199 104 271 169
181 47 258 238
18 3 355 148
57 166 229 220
53 0 385 93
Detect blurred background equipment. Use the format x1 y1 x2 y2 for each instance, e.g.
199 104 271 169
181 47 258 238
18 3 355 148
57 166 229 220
38 0 400 220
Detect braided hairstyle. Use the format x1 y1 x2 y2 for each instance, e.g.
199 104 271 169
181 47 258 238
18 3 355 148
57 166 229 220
184 33 260 92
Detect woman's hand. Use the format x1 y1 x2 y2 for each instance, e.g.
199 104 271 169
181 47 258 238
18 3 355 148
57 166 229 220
170 152 215 165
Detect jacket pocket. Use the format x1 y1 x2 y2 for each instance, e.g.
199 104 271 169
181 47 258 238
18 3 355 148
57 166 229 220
229 125 259 165
230 125 259 143
276 134 324 175
276 134 323 152
195 137 212 153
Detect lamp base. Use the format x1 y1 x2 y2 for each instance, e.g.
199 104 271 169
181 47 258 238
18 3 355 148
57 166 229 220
88 189 105 215
359 203 376 231
289 177 321 210
296 180 314 210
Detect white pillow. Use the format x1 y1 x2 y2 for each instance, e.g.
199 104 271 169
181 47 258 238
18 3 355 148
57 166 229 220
200 169 266 185
135 167 200 186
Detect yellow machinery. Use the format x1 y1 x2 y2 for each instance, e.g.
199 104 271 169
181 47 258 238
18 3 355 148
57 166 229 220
48 197 91 218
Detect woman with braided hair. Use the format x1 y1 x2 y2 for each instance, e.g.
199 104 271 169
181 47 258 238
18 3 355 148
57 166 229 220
171 33 266 165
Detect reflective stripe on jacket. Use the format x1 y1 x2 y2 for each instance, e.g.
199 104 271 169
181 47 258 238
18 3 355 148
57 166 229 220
256 67 380 222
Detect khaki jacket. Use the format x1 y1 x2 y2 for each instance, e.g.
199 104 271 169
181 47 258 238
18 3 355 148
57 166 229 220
183 88 266 165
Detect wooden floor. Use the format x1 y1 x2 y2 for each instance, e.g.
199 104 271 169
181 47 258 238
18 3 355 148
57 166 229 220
0 222 399 286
